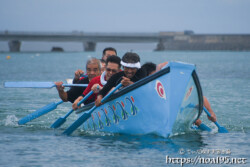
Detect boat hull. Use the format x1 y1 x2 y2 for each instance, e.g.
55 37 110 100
77 62 203 137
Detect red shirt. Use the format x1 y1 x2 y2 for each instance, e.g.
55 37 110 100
82 75 103 101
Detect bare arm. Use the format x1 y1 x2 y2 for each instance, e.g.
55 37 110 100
72 96 83 110
95 95 103 107
203 96 217 122
55 81 68 102
156 62 168 72
194 96 217 126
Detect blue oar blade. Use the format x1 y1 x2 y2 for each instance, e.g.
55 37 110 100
62 112 92 135
203 107 228 133
4 81 55 88
18 102 56 125
198 123 212 132
50 117 66 129
18 101 63 125
218 126 229 133
214 122 228 133
50 109 74 128
51 91 93 129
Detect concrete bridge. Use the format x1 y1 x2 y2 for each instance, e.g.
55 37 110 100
0 31 162 52
1 31 250 52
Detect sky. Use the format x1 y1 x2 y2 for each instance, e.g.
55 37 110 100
1 0 250 51
1 0 250 34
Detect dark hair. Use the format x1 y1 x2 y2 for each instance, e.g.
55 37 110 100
106 55 121 68
122 52 140 64
141 62 156 76
103 47 117 56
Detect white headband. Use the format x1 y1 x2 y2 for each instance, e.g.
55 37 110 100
121 60 141 69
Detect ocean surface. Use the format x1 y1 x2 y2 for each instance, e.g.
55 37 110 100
0 51 250 167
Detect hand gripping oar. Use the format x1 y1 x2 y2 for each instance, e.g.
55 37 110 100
4 81 88 88
203 107 228 133
50 91 94 129
63 83 122 135
18 100 64 125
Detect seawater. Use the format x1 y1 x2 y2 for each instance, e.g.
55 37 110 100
0 51 250 167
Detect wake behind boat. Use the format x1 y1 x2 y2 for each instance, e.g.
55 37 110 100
75 61 203 137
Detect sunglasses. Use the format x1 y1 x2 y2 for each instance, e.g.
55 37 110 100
106 68 118 73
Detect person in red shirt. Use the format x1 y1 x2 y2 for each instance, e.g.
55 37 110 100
72 55 121 110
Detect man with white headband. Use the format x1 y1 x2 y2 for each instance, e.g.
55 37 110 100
95 52 147 107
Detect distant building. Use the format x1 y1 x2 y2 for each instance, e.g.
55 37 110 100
51 47 64 52
156 32 250 51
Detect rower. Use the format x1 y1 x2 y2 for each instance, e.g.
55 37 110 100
95 52 147 107
55 58 101 103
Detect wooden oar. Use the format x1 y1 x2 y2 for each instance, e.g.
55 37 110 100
203 107 228 133
18 100 64 125
63 83 122 136
4 81 88 88
50 91 94 129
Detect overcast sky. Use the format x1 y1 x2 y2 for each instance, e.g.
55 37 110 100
1 0 250 51
1 0 250 34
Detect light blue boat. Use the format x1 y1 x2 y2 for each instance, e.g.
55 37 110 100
76 62 203 137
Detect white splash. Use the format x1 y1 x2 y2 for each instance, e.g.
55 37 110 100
4 115 19 126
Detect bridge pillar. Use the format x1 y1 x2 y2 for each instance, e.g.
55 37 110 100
155 39 165 51
84 42 96 51
8 40 21 52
